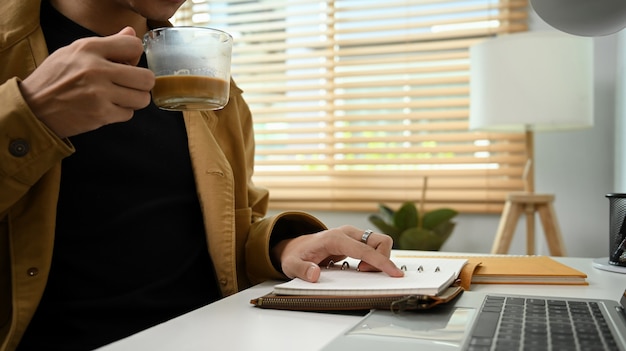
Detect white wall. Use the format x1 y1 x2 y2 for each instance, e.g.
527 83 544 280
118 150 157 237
269 9 621 258
524 11 617 258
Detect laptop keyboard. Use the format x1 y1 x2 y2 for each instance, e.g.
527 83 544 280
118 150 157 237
468 295 621 351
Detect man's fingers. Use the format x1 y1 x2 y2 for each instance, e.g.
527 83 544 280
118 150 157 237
359 252 404 277
111 64 155 95
356 261 377 272
110 85 152 110
330 228 403 276
87 27 145 66
275 226 404 284
317 229 404 278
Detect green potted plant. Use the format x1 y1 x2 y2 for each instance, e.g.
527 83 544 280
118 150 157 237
367 178 458 250
368 202 457 250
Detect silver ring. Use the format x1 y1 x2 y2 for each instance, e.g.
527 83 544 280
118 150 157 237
361 229 373 244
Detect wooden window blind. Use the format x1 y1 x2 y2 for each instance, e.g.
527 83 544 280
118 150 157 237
172 0 529 214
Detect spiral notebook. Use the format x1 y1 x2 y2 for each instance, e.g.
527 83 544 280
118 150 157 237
251 258 469 312
272 258 468 296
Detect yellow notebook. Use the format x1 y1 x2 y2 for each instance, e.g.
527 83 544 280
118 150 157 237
396 254 588 285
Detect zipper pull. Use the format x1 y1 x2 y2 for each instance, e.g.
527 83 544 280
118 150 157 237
390 295 434 313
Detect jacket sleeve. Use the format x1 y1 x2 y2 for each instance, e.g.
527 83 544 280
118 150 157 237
0 77 74 214
246 211 327 285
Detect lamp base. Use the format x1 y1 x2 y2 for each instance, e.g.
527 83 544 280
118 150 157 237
592 257 626 274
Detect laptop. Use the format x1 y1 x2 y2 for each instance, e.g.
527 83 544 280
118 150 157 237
321 289 626 351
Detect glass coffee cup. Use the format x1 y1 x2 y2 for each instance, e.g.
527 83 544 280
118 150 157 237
143 27 233 111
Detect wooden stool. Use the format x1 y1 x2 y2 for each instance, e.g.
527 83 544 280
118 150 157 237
491 192 567 256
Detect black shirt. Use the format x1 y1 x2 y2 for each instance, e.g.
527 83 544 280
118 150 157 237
18 2 220 350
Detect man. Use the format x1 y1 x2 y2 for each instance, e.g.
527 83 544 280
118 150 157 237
0 0 403 350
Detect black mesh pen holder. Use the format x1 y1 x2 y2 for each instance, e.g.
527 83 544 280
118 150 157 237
607 193 626 266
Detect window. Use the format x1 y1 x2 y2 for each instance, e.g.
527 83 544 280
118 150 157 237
173 0 529 213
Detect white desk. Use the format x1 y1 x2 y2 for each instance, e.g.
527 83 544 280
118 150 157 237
98 253 626 351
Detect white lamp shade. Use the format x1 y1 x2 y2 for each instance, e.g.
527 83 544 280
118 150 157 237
530 0 626 37
469 31 594 132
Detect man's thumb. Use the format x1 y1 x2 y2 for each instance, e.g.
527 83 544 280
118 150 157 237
283 256 321 283
117 26 137 37
299 262 321 283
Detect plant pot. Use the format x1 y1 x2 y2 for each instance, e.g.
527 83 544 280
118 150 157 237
397 222 456 251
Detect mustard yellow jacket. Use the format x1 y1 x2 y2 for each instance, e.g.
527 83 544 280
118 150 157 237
0 1 325 349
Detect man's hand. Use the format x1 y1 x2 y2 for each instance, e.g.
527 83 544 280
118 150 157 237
19 26 155 138
272 225 405 283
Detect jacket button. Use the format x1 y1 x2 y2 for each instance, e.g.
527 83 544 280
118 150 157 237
9 139 30 157
27 267 39 276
